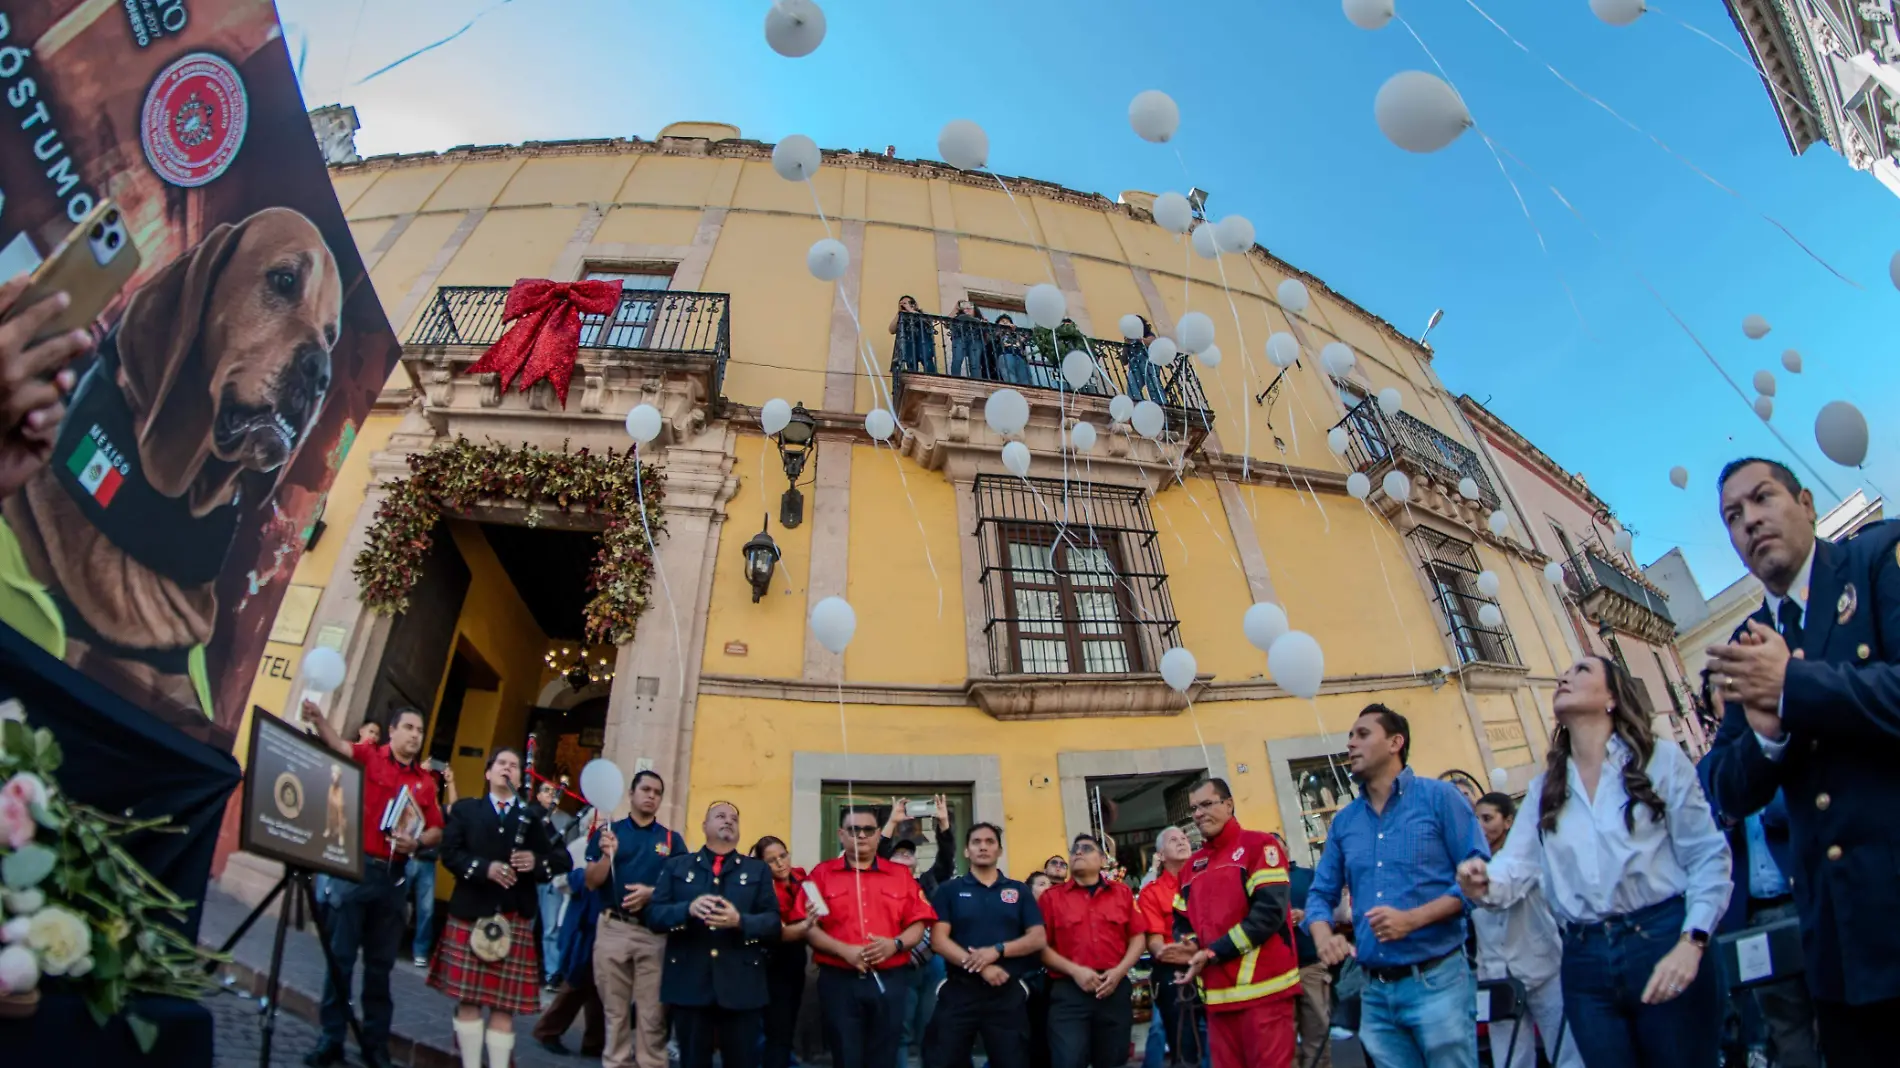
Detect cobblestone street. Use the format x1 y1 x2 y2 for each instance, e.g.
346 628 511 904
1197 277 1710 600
206 989 325 1068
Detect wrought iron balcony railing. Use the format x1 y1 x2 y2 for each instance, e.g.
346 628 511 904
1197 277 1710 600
889 311 1215 428
1563 547 1676 626
408 286 732 401
1333 396 1500 512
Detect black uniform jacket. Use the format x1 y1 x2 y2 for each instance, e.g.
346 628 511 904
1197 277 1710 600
439 796 572 923
645 846 783 1010
1704 521 1900 1005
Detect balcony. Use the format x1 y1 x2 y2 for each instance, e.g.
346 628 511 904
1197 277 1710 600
1563 546 1677 645
888 312 1214 454
403 286 731 443
1334 395 1500 525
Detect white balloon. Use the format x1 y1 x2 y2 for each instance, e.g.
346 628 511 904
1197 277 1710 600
1614 529 1634 555
1543 561 1565 585
865 408 895 441
1132 400 1166 439
1477 603 1502 629
1159 646 1198 693
1129 90 1181 144
1177 311 1216 353
1069 421 1097 452
1196 343 1223 369
810 595 857 654
1277 279 1311 313
1377 387 1403 416
761 398 792 436
1026 283 1067 329
1589 0 1646 27
1458 477 1480 501
938 118 989 171
764 0 826 57
1754 395 1774 422
1375 71 1472 154
1243 602 1290 653
1669 465 1688 490
985 388 1030 436
1489 767 1511 790
1382 469 1412 502
807 237 849 282
1753 369 1776 397
771 134 820 182
1267 631 1325 700
1267 332 1300 368
1781 349 1803 374
1001 440 1031 477
1742 314 1771 340
1062 350 1096 390
1488 509 1510 536
1327 427 1350 456
1476 570 1500 598
301 647 346 694
1152 192 1193 234
1191 222 1220 259
1347 472 1371 499
578 759 626 815
625 403 663 444
1815 400 1869 466
1214 214 1255 254
1110 394 1134 423
1343 0 1395 31
1119 313 1147 340
1320 342 1356 378
1147 337 1180 367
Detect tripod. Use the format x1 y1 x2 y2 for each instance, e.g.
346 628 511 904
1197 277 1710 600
211 866 365 1068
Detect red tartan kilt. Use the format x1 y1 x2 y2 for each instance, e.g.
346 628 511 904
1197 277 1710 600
427 914 542 1014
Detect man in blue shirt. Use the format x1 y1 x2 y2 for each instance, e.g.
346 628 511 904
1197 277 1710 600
585 770 687 1068
1303 704 1488 1068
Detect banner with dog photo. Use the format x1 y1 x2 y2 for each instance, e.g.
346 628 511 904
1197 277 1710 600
0 1 400 749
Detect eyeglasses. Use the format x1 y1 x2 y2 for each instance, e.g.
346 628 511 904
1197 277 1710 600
1071 843 1098 856
843 825 879 837
1188 799 1227 814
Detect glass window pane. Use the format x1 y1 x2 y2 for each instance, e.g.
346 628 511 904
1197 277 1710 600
1008 541 1056 581
1068 546 1116 586
1080 641 1129 673
1014 589 1063 634
1073 591 1121 635
1019 639 1068 674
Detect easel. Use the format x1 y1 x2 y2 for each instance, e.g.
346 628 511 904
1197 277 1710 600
210 865 365 1068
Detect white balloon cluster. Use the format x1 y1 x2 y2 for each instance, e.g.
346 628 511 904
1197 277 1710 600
1190 223 1220 260
1347 472 1371 500
938 119 989 171
764 0 826 57
1816 401 1868 466
1477 603 1503 628
1197 343 1223 369
1382 470 1412 502
1375 71 1472 154
1120 313 1147 340
1132 400 1166 439
1214 215 1255 254
1268 631 1325 700
1152 192 1193 235
1476 570 1500 598
1277 279 1310 313
1129 90 1180 144
1321 342 1356 378
1062 350 1096 391
1026 284 1066 329
985 388 1030 437
1243 602 1289 652
1267 332 1300 368
810 596 856 654
1110 394 1135 423
1543 561 1566 585
1148 337 1181 368
1177 311 1215 353
1002 441 1031 477
1068 421 1097 452
1377 387 1403 416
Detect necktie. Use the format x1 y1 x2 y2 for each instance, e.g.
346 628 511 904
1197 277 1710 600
1777 598 1805 652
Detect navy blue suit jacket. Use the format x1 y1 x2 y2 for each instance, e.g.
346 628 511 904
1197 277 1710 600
645 847 782 1010
1704 521 1900 1005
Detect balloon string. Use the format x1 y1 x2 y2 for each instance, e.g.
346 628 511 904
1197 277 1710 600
834 677 880 992
1361 500 1419 676
632 441 689 699
1184 693 1213 780
874 435 946 619
1651 6 1827 126
1208 244 1264 489
989 173 1062 286
1458 0 1859 289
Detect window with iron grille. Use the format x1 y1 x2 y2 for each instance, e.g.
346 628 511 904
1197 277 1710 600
1409 527 1521 667
579 266 674 347
974 475 1180 676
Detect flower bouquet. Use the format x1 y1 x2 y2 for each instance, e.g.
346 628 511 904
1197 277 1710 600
0 701 224 1050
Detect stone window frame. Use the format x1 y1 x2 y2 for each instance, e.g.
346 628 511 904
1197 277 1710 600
1055 745 1228 850
791 752 1004 869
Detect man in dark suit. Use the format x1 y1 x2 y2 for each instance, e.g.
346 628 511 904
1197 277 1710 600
1704 457 1900 1067
646 800 782 1068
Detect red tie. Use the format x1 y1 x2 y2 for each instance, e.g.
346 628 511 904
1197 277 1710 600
712 854 724 877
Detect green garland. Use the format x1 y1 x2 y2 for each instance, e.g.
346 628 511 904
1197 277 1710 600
353 438 666 646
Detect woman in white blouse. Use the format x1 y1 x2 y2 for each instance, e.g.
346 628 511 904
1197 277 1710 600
1458 655 1731 1067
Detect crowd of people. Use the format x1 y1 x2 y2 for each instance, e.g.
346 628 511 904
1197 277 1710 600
889 297 1173 403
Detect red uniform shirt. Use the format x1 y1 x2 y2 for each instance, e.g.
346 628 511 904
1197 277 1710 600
791 855 937 971
1137 867 1182 937
353 741 444 860
1040 878 1140 976
771 867 810 923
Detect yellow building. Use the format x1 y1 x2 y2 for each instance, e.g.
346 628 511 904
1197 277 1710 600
234 120 1598 880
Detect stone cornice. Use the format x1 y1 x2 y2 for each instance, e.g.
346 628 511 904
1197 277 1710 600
1727 0 1834 155
1457 395 1611 517
696 667 1469 707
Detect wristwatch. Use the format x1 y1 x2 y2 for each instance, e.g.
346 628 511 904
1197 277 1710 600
994 942 1008 958
1683 929 1710 949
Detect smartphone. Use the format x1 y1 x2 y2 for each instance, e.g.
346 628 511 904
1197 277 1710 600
904 799 935 819
802 878 830 918
8 200 141 344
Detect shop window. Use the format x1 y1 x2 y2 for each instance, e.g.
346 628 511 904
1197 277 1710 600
818 784 974 875
1289 753 1354 860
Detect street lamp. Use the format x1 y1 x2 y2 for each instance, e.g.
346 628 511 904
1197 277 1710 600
741 517 781 603
774 401 817 528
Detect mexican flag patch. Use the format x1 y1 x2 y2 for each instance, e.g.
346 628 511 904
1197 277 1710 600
66 427 128 507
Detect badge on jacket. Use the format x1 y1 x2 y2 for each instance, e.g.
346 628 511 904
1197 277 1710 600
1838 583 1857 626
656 840 671 855
1001 888 1019 903
1263 843 1282 868
1231 847 1245 862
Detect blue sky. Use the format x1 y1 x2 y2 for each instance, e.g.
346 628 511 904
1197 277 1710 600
278 0 1900 596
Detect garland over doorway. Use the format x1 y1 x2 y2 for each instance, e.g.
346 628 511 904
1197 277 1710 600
354 438 666 645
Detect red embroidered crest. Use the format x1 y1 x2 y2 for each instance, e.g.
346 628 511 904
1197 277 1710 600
1001 888 1019 904
1263 844 1282 868
140 53 248 188
655 840 670 855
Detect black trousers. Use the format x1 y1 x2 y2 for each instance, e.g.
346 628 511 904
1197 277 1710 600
1048 976 1134 1068
817 965 912 1068
927 974 1031 1068
317 860 406 1056
673 1004 764 1068
1815 996 1900 1068
762 943 808 1068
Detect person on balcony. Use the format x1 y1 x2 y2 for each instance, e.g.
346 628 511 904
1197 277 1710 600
950 301 987 379
1032 317 1089 384
995 314 1033 386
1125 317 1166 404
889 295 937 373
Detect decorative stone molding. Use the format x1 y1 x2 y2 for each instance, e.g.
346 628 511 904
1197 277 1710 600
968 673 1210 720
1456 660 1532 693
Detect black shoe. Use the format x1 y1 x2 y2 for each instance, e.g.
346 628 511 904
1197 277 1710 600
359 1051 395 1068
301 1046 345 1068
538 1037 570 1055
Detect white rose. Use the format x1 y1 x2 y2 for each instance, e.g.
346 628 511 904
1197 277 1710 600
25 906 90 976
1 918 28 943
65 955 93 978
0 944 38 993
3 889 44 915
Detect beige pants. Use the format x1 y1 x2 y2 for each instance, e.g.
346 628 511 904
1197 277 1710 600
594 913 667 1068
1296 962 1333 1068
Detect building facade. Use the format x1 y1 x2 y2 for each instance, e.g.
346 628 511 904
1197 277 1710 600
1727 0 1900 197
226 120 1596 888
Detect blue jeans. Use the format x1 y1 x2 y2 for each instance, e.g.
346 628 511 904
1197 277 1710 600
1128 359 1165 403
537 882 564 978
951 332 983 378
902 955 945 1050
1357 952 1479 1068
405 856 436 960
319 860 406 1056
1560 895 1719 1068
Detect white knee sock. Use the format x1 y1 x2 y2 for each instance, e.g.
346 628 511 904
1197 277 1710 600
452 1016 484 1068
485 1027 516 1068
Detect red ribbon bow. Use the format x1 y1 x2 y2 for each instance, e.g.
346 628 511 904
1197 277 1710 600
464 277 625 407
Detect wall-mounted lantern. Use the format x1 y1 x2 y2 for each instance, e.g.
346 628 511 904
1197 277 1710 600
774 401 817 528
742 517 781 603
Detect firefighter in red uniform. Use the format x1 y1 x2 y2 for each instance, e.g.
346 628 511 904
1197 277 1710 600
1173 778 1299 1067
